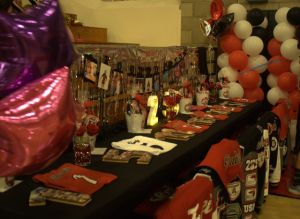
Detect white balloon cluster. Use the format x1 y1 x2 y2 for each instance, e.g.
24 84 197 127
217 4 267 100
266 7 300 105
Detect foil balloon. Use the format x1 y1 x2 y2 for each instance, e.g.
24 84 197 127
0 0 77 96
0 67 85 177
199 19 212 36
210 0 224 21
211 13 234 37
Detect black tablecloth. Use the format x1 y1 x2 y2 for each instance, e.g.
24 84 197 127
0 101 262 219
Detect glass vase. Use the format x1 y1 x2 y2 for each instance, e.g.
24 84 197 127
166 106 177 122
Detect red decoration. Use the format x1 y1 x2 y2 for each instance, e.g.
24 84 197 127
221 34 242 54
228 50 248 70
210 0 224 21
76 126 86 136
243 87 264 101
288 89 300 118
238 68 260 89
165 94 181 108
87 124 100 136
267 56 291 76
267 38 283 57
277 72 298 93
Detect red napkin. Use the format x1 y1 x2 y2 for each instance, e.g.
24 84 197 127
210 105 243 112
190 111 229 120
229 97 257 103
161 120 210 133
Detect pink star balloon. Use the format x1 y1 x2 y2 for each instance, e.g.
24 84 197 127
0 67 84 177
0 0 77 96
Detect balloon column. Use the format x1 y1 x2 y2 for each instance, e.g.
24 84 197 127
0 0 84 177
267 7 300 106
216 4 267 101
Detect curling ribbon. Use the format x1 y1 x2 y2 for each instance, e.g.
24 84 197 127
240 59 282 75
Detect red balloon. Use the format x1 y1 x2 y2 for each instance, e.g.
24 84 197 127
228 50 248 70
267 56 291 76
278 72 298 92
288 89 300 116
238 68 260 89
210 0 224 21
227 22 236 35
0 67 85 177
243 87 264 101
267 38 282 57
221 34 243 54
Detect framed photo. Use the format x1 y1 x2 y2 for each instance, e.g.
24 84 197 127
98 63 111 90
84 55 97 83
112 71 123 95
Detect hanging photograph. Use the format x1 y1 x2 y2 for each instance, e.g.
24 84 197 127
137 78 144 93
112 71 123 95
153 73 160 92
127 74 136 89
98 63 111 90
175 64 181 82
168 68 175 85
145 77 152 93
84 55 97 83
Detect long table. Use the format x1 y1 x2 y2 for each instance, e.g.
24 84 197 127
0 100 262 219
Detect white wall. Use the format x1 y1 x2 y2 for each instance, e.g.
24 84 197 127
59 0 181 47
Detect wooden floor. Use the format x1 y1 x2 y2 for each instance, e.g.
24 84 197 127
253 194 300 219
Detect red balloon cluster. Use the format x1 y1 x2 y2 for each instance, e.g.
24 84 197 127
277 72 298 92
228 50 248 70
267 55 291 76
221 35 242 54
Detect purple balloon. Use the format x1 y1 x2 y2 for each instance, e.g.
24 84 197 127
0 0 77 96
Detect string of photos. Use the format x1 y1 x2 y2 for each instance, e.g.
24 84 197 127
69 45 209 131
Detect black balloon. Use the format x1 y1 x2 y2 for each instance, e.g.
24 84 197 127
251 26 267 40
247 8 265 26
295 25 300 40
211 13 234 37
287 7 300 26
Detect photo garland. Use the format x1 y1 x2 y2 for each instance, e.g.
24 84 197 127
84 54 98 84
98 63 111 91
127 65 136 90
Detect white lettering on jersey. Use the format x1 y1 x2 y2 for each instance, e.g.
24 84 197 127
243 203 255 214
72 174 97 184
257 151 265 168
245 158 258 172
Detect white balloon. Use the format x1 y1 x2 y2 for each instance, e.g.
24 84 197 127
217 53 230 68
258 17 268 28
273 22 295 42
275 7 290 23
228 82 244 98
247 55 268 74
242 36 264 56
227 4 247 22
266 74 278 88
257 75 262 87
234 20 253 40
267 87 288 105
290 58 300 76
218 67 239 82
280 39 300 60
